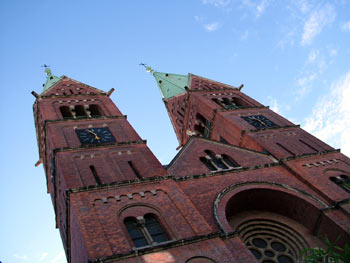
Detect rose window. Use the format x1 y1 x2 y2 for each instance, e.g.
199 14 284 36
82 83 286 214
237 219 308 263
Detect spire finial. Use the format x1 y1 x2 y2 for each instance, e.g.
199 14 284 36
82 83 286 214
139 63 154 75
41 64 52 76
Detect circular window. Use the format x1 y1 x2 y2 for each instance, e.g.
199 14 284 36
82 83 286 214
237 219 308 263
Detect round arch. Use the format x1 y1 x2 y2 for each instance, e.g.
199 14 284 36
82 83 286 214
186 256 216 263
213 181 326 234
213 182 328 263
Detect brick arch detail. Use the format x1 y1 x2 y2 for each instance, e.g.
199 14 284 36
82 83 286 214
117 202 175 241
213 181 327 234
323 168 350 176
186 256 216 263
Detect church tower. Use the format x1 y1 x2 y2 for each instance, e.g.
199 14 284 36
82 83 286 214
33 68 350 263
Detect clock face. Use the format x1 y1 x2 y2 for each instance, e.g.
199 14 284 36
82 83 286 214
241 115 278 129
76 127 116 145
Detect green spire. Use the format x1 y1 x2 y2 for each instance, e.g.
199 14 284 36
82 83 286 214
146 66 188 99
42 67 62 92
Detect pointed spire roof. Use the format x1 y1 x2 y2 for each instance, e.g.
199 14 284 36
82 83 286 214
42 67 62 92
145 66 188 99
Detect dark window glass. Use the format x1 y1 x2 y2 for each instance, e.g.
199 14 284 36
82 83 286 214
212 97 249 110
200 157 217 171
220 136 228 144
204 150 228 169
222 154 239 168
222 97 231 106
194 113 211 138
330 175 350 193
90 165 102 185
124 217 148 248
144 214 169 243
177 110 184 118
75 105 87 118
60 106 73 119
89 104 102 117
128 161 142 179
212 98 223 107
252 238 268 248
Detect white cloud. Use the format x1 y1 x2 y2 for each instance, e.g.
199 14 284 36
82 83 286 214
277 29 296 49
256 0 270 17
307 49 319 63
241 0 271 18
201 0 231 7
306 49 326 72
39 252 49 262
51 252 65 263
13 254 28 260
194 16 221 32
304 72 350 156
296 72 317 99
296 0 311 14
267 96 280 114
301 4 336 46
341 21 350 31
204 22 220 31
329 48 337 57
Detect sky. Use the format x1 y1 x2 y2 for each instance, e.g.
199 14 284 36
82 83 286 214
0 0 349 263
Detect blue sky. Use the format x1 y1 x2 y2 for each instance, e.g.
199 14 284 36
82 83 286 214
1 1 349 263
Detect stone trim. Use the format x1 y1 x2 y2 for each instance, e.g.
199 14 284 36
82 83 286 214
248 124 300 133
279 149 340 162
87 231 221 263
215 106 268 112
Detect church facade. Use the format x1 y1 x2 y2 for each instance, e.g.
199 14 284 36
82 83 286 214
32 68 350 263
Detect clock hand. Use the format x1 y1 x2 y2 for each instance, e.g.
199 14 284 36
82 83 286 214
251 117 265 125
257 119 265 125
87 129 100 140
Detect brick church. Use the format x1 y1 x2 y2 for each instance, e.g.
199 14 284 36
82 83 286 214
32 67 350 263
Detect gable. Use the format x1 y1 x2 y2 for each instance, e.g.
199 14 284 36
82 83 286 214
40 76 107 97
189 74 241 91
167 137 276 177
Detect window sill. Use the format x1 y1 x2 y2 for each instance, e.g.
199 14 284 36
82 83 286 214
132 240 174 251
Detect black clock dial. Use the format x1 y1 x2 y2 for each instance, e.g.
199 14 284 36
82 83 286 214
76 127 116 145
241 115 278 129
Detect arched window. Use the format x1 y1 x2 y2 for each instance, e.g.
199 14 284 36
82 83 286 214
60 106 73 119
200 157 217 171
204 150 228 169
144 214 169 243
330 175 350 193
124 217 148 248
89 104 102 117
74 105 87 118
194 113 211 138
222 154 240 168
212 97 249 110
124 214 169 248
200 150 239 172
